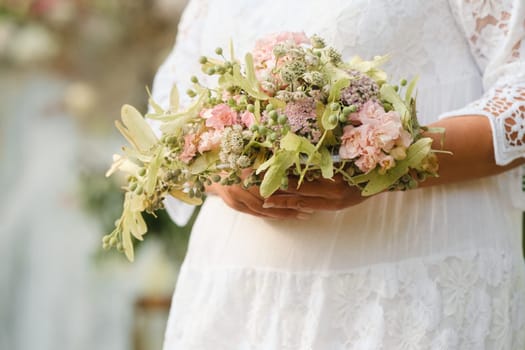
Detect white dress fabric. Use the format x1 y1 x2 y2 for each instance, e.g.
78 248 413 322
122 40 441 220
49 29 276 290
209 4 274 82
151 1 525 349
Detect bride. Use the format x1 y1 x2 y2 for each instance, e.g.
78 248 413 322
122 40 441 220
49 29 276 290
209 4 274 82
151 0 525 348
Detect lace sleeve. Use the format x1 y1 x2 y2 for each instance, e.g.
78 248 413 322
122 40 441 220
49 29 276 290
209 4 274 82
149 0 209 226
443 0 525 166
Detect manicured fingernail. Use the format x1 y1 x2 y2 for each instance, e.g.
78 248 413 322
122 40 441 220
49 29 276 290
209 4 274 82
296 213 311 220
263 202 274 208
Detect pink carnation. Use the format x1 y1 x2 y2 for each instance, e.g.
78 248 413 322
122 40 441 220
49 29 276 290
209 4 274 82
240 110 256 128
180 133 197 163
201 104 238 130
198 129 223 153
339 101 413 173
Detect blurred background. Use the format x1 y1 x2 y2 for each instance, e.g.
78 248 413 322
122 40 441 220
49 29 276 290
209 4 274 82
0 0 194 349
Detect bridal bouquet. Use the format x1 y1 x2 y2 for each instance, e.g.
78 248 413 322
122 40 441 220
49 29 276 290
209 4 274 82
105 32 443 260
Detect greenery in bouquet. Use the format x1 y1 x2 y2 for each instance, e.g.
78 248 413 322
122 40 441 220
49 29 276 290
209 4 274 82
105 32 444 261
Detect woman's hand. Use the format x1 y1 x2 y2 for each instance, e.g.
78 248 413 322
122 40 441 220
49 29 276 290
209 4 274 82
206 182 313 219
263 175 369 212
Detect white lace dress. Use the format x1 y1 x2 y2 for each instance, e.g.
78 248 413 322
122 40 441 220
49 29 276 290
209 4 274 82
151 1 525 349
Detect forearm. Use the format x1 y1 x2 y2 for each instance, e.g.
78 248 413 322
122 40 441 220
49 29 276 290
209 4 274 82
422 115 524 187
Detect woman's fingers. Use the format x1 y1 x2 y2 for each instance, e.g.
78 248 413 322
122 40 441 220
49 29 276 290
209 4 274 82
212 183 311 219
264 194 346 211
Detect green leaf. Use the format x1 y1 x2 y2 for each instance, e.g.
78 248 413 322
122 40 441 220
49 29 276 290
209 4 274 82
404 76 419 105
321 104 338 130
328 78 350 102
260 150 296 197
117 105 159 153
358 138 433 196
169 189 203 205
319 147 333 178
144 148 163 194
169 84 180 112
189 152 219 174
380 84 409 126
146 86 164 114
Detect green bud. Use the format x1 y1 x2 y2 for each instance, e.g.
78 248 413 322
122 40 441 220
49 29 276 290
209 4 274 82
188 189 195 198
239 95 248 105
216 66 226 74
278 114 287 125
265 103 274 111
400 79 407 86
342 106 352 116
330 102 339 111
212 174 221 183
116 243 124 252
102 236 110 244
338 114 347 123
135 186 143 195
329 114 338 124
138 168 147 176
247 104 255 112
102 242 109 250
129 182 137 191
199 56 208 64
258 125 268 135
195 189 202 198
250 124 259 132
349 105 357 113
207 67 216 75
394 85 399 92
269 132 277 141
186 89 196 97
109 237 117 246
215 47 223 55
269 110 278 120
190 76 199 84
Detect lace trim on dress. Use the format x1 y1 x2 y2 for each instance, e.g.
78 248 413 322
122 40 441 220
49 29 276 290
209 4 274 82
164 249 525 350
445 0 525 165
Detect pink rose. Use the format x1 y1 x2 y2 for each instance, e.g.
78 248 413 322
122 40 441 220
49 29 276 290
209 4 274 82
201 104 237 130
180 134 197 163
240 110 256 128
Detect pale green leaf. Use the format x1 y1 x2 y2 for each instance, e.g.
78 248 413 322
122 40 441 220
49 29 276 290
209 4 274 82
144 148 163 194
169 189 203 205
380 84 409 126
359 138 433 196
319 147 333 178
260 150 296 197
119 104 159 152
169 84 180 112
146 86 164 114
